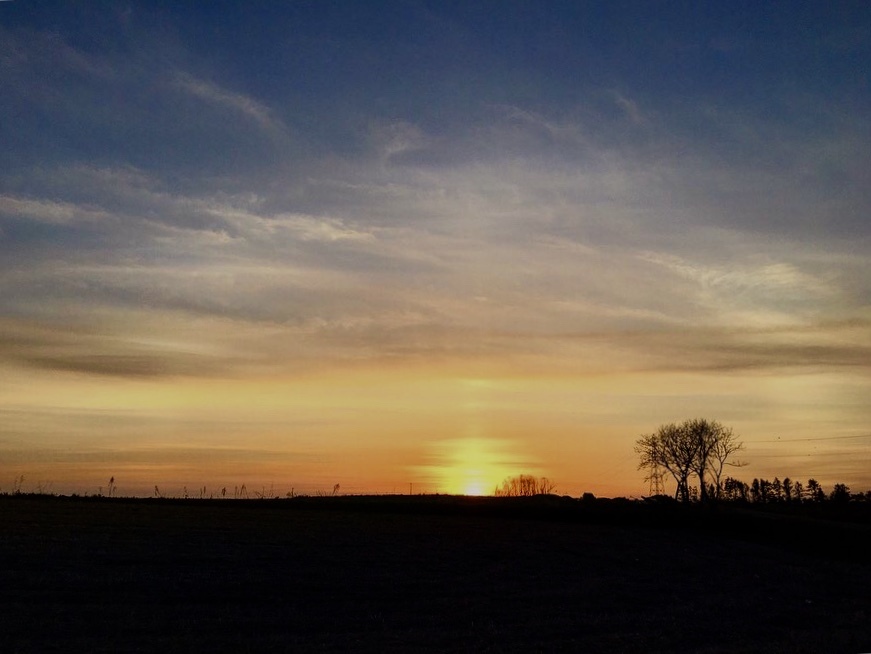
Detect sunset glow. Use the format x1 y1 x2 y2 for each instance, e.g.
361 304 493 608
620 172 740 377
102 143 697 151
419 437 531 496
1 2 870 498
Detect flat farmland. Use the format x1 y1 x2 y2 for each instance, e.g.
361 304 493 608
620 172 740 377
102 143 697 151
1 495 869 653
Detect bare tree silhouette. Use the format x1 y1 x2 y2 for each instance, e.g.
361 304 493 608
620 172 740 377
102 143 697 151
707 426 746 499
635 423 695 502
494 475 556 497
636 419 744 502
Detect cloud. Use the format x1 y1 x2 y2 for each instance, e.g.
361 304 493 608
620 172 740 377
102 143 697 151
0 318 231 379
573 318 871 375
495 105 589 148
195 202 375 244
638 253 842 322
610 91 646 126
19 353 218 379
0 22 295 178
2 139 868 385
0 194 112 226
171 72 288 135
368 120 430 164
1 29 868 385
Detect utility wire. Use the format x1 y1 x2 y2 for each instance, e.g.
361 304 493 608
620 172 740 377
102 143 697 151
748 434 871 444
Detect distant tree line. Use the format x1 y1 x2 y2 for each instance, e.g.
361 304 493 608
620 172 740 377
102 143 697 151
719 476 867 503
635 418 870 504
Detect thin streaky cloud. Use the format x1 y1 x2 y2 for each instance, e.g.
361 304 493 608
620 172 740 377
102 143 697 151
171 71 288 135
0 195 113 226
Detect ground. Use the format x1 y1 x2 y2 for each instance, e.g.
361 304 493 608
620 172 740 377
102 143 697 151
1 495 869 652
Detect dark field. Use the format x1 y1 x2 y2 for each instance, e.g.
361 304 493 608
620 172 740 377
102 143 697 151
1 495 870 653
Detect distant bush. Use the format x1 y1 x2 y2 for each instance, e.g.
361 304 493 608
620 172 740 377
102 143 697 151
494 475 556 497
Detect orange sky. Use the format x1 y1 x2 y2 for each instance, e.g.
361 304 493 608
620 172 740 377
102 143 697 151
4 350 870 497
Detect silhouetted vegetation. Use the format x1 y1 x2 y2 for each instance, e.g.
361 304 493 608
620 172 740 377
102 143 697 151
634 419 871 517
742 476 868 505
635 418 744 502
494 474 557 496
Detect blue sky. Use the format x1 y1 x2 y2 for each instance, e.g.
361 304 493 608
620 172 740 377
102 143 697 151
1 1 869 496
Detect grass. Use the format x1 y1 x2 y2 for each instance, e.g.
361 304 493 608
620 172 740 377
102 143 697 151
1 494 869 652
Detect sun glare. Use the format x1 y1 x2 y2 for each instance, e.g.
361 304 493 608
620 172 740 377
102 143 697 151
463 481 487 496
423 437 525 496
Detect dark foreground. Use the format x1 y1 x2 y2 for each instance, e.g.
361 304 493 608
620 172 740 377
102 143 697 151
1 495 869 653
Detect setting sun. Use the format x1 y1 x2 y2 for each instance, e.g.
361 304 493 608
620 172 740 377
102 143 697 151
417 438 532 496
463 481 487 497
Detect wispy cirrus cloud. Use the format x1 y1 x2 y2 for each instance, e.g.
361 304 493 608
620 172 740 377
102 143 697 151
171 72 288 135
0 317 231 379
0 195 112 226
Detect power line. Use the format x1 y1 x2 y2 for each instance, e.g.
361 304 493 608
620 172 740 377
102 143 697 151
752 451 871 459
749 434 871 444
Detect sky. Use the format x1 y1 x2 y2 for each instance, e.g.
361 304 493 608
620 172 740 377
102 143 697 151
1 1 870 498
